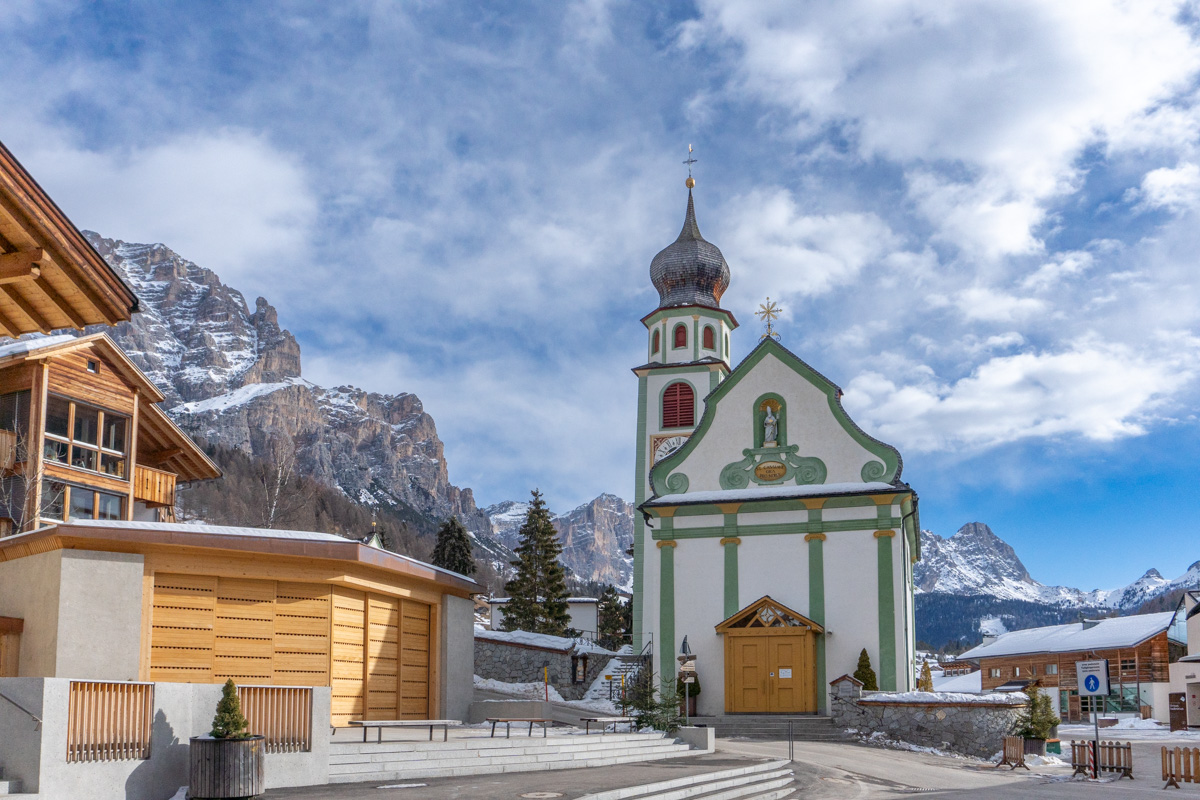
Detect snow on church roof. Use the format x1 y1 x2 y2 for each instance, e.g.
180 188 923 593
645 481 899 507
960 611 1181 660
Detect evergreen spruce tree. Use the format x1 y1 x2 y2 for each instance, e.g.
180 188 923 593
210 679 250 739
502 489 571 636
854 648 879 691
431 516 476 576
597 585 628 650
918 660 934 692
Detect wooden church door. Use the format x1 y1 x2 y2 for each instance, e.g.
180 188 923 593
729 637 770 712
718 597 822 715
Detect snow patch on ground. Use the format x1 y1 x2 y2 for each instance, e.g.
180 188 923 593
473 675 566 702
847 730 980 760
1109 717 1166 730
172 377 308 414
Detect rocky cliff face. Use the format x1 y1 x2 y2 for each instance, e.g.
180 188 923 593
486 493 635 589
83 233 492 538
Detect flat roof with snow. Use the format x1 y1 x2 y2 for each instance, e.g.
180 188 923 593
960 611 1183 660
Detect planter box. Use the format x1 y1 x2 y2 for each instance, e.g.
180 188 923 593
189 735 265 799
1023 738 1046 757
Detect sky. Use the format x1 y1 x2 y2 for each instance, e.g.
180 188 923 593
2 1 1199 591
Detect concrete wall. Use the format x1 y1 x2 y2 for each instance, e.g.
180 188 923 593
441 593 475 721
0 549 63 676
0 678 331 798
56 550 143 680
490 600 599 635
832 694 1027 758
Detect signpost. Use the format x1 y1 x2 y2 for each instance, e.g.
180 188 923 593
1077 659 1111 778
678 643 697 728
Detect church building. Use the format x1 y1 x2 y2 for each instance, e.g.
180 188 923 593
632 182 921 716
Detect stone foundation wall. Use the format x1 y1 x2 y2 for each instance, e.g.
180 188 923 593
473 639 611 701
831 695 1026 758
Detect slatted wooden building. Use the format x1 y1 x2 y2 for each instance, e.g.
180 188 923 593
0 521 479 725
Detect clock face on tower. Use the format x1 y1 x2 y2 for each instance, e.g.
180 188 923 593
652 434 689 463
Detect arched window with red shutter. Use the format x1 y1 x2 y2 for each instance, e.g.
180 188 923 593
652 329 660 354
673 324 688 349
662 382 695 428
703 325 715 350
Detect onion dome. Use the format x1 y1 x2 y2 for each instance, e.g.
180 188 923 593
650 189 730 309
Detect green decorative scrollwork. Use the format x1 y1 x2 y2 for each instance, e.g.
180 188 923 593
861 460 886 482
665 472 690 494
720 445 827 489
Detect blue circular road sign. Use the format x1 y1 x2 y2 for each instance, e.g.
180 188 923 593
1084 674 1100 692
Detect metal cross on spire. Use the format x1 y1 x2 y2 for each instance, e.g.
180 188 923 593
756 297 782 340
683 144 697 189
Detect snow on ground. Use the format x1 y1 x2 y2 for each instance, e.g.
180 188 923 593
1058 722 1200 740
577 656 625 716
474 675 566 702
979 615 1009 636
862 691 1024 705
847 730 980 760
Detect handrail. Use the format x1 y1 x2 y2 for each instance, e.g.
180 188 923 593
0 689 42 729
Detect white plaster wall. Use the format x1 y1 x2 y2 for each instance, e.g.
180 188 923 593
672 514 723 530
821 506 879 522
672 538 727 716
670 351 882 491
737 534 810 618
823 530 881 691
56 550 143 680
0 550 62 677
890 531 912 692
492 600 598 634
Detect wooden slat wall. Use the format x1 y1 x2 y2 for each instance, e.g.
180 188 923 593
46 352 135 415
331 588 366 727
238 685 313 753
366 595 400 720
274 582 331 685
213 577 275 684
150 573 216 683
65 681 153 762
399 600 431 719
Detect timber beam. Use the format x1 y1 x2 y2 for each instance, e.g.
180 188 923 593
0 249 43 284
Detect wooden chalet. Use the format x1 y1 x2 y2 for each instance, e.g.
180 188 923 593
0 141 138 334
960 612 1187 723
0 333 220 533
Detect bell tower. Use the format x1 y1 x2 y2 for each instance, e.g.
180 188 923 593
631 171 738 653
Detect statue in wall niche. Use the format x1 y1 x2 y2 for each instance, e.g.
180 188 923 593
763 404 778 446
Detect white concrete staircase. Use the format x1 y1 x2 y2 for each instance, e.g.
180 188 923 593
578 759 795 800
328 730 694 784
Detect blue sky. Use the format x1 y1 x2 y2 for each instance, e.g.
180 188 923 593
3 1 1199 591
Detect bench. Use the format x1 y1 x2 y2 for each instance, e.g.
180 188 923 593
348 719 463 742
580 716 636 734
487 717 553 738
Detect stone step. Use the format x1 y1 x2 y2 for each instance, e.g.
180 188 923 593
0 779 24 796
330 742 691 774
327 743 695 783
330 731 661 755
330 734 668 761
688 775 794 800
579 759 792 800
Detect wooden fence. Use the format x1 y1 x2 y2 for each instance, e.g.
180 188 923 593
996 736 1028 770
1163 746 1200 788
1071 740 1134 780
66 681 153 763
237 685 312 753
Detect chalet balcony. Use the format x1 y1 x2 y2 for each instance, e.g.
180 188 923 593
133 464 176 508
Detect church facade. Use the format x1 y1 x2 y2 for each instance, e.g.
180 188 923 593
632 187 920 715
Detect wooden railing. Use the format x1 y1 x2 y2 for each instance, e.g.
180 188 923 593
133 465 176 508
237 686 312 753
996 736 1028 770
66 681 153 762
1164 746 1200 788
1072 740 1134 780
0 429 15 471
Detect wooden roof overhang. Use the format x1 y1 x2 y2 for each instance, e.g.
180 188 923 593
0 333 220 482
715 595 824 635
0 522 481 597
0 141 138 334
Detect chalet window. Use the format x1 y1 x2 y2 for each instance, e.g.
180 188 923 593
703 325 715 350
673 324 687 349
662 382 695 428
1046 664 1058 675
42 396 128 479
0 391 30 436
1014 667 1021 677
40 479 124 523
1029 665 1036 676
1121 658 1136 672
86 359 99 374
652 329 660 354
989 668 1001 678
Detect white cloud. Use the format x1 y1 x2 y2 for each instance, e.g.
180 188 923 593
843 340 1196 452
16 129 318 296
954 287 1046 323
683 0 1200 259
1021 251 1094 292
1130 162 1200 213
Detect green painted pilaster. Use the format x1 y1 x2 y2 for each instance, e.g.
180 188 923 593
710 368 719 392
721 513 739 618
876 531 896 691
806 533 826 713
659 538 676 682
692 317 699 361
632 374 647 651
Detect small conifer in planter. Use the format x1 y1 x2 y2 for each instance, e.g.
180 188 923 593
854 648 879 691
190 680 265 799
